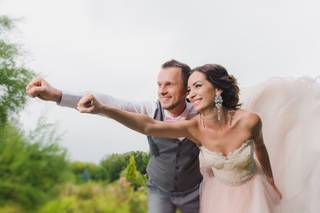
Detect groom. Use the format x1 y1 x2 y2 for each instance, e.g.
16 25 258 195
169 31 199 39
26 59 202 213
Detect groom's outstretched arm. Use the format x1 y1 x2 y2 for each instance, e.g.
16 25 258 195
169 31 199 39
26 77 155 116
26 77 62 103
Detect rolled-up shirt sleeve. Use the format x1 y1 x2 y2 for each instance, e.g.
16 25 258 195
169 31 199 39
59 91 156 117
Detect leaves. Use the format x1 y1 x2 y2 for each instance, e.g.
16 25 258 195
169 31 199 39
0 123 72 209
0 16 150 212
0 16 34 124
100 151 149 182
0 16 14 31
121 155 146 190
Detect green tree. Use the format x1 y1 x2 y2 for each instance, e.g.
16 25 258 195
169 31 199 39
0 15 34 124
121 155 146 190
100 153 128 182
131 151 149 175
0 16 72 211
99 151 149 183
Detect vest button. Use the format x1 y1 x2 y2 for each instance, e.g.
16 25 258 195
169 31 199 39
177 153 180 158
176 166 180 170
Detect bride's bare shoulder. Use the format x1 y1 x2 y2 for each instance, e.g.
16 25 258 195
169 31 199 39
237 110 262 129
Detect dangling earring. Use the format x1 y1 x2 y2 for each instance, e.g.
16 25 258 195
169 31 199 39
214 94 223 121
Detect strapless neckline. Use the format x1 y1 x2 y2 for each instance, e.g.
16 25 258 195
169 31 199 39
200 139 254 159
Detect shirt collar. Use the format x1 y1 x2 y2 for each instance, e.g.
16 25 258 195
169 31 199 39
163 102 197 121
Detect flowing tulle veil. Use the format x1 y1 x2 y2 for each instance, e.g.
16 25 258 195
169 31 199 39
241 77 320 212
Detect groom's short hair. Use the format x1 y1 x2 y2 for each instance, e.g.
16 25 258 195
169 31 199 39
162 59 191 89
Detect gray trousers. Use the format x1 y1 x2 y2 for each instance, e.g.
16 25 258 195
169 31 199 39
147 181 200 213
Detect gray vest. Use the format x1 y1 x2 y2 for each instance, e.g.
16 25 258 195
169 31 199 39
146 101 203 192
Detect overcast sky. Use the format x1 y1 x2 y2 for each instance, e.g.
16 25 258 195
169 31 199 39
1 0 319 163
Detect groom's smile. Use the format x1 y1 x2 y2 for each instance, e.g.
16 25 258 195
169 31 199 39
157 67 188 115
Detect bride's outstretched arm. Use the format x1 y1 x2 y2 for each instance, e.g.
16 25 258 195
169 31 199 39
251 114 282 198
77 94 200 144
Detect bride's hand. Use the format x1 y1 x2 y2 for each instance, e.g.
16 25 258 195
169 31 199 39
267 177 282 199
272 184 282 199
77 94 103 114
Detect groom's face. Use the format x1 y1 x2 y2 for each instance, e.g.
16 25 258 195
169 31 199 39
157 67 187 110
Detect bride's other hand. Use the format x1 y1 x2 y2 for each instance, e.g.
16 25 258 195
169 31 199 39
273 184 282 199
267 177 282 199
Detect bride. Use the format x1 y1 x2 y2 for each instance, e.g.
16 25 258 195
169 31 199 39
77 64 282 213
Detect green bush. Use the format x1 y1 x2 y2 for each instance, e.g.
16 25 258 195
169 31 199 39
0 205 24 213
70 161 105 183
37 182 147 213
0 123 72 210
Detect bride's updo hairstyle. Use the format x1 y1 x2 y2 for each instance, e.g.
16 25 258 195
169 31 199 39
191 64 241 110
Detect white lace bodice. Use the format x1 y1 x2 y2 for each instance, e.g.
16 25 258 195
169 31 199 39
199 139 257 185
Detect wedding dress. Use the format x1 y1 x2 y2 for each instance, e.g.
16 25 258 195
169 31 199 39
199 77 320 213
199 139 280 213
242 77 320 212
